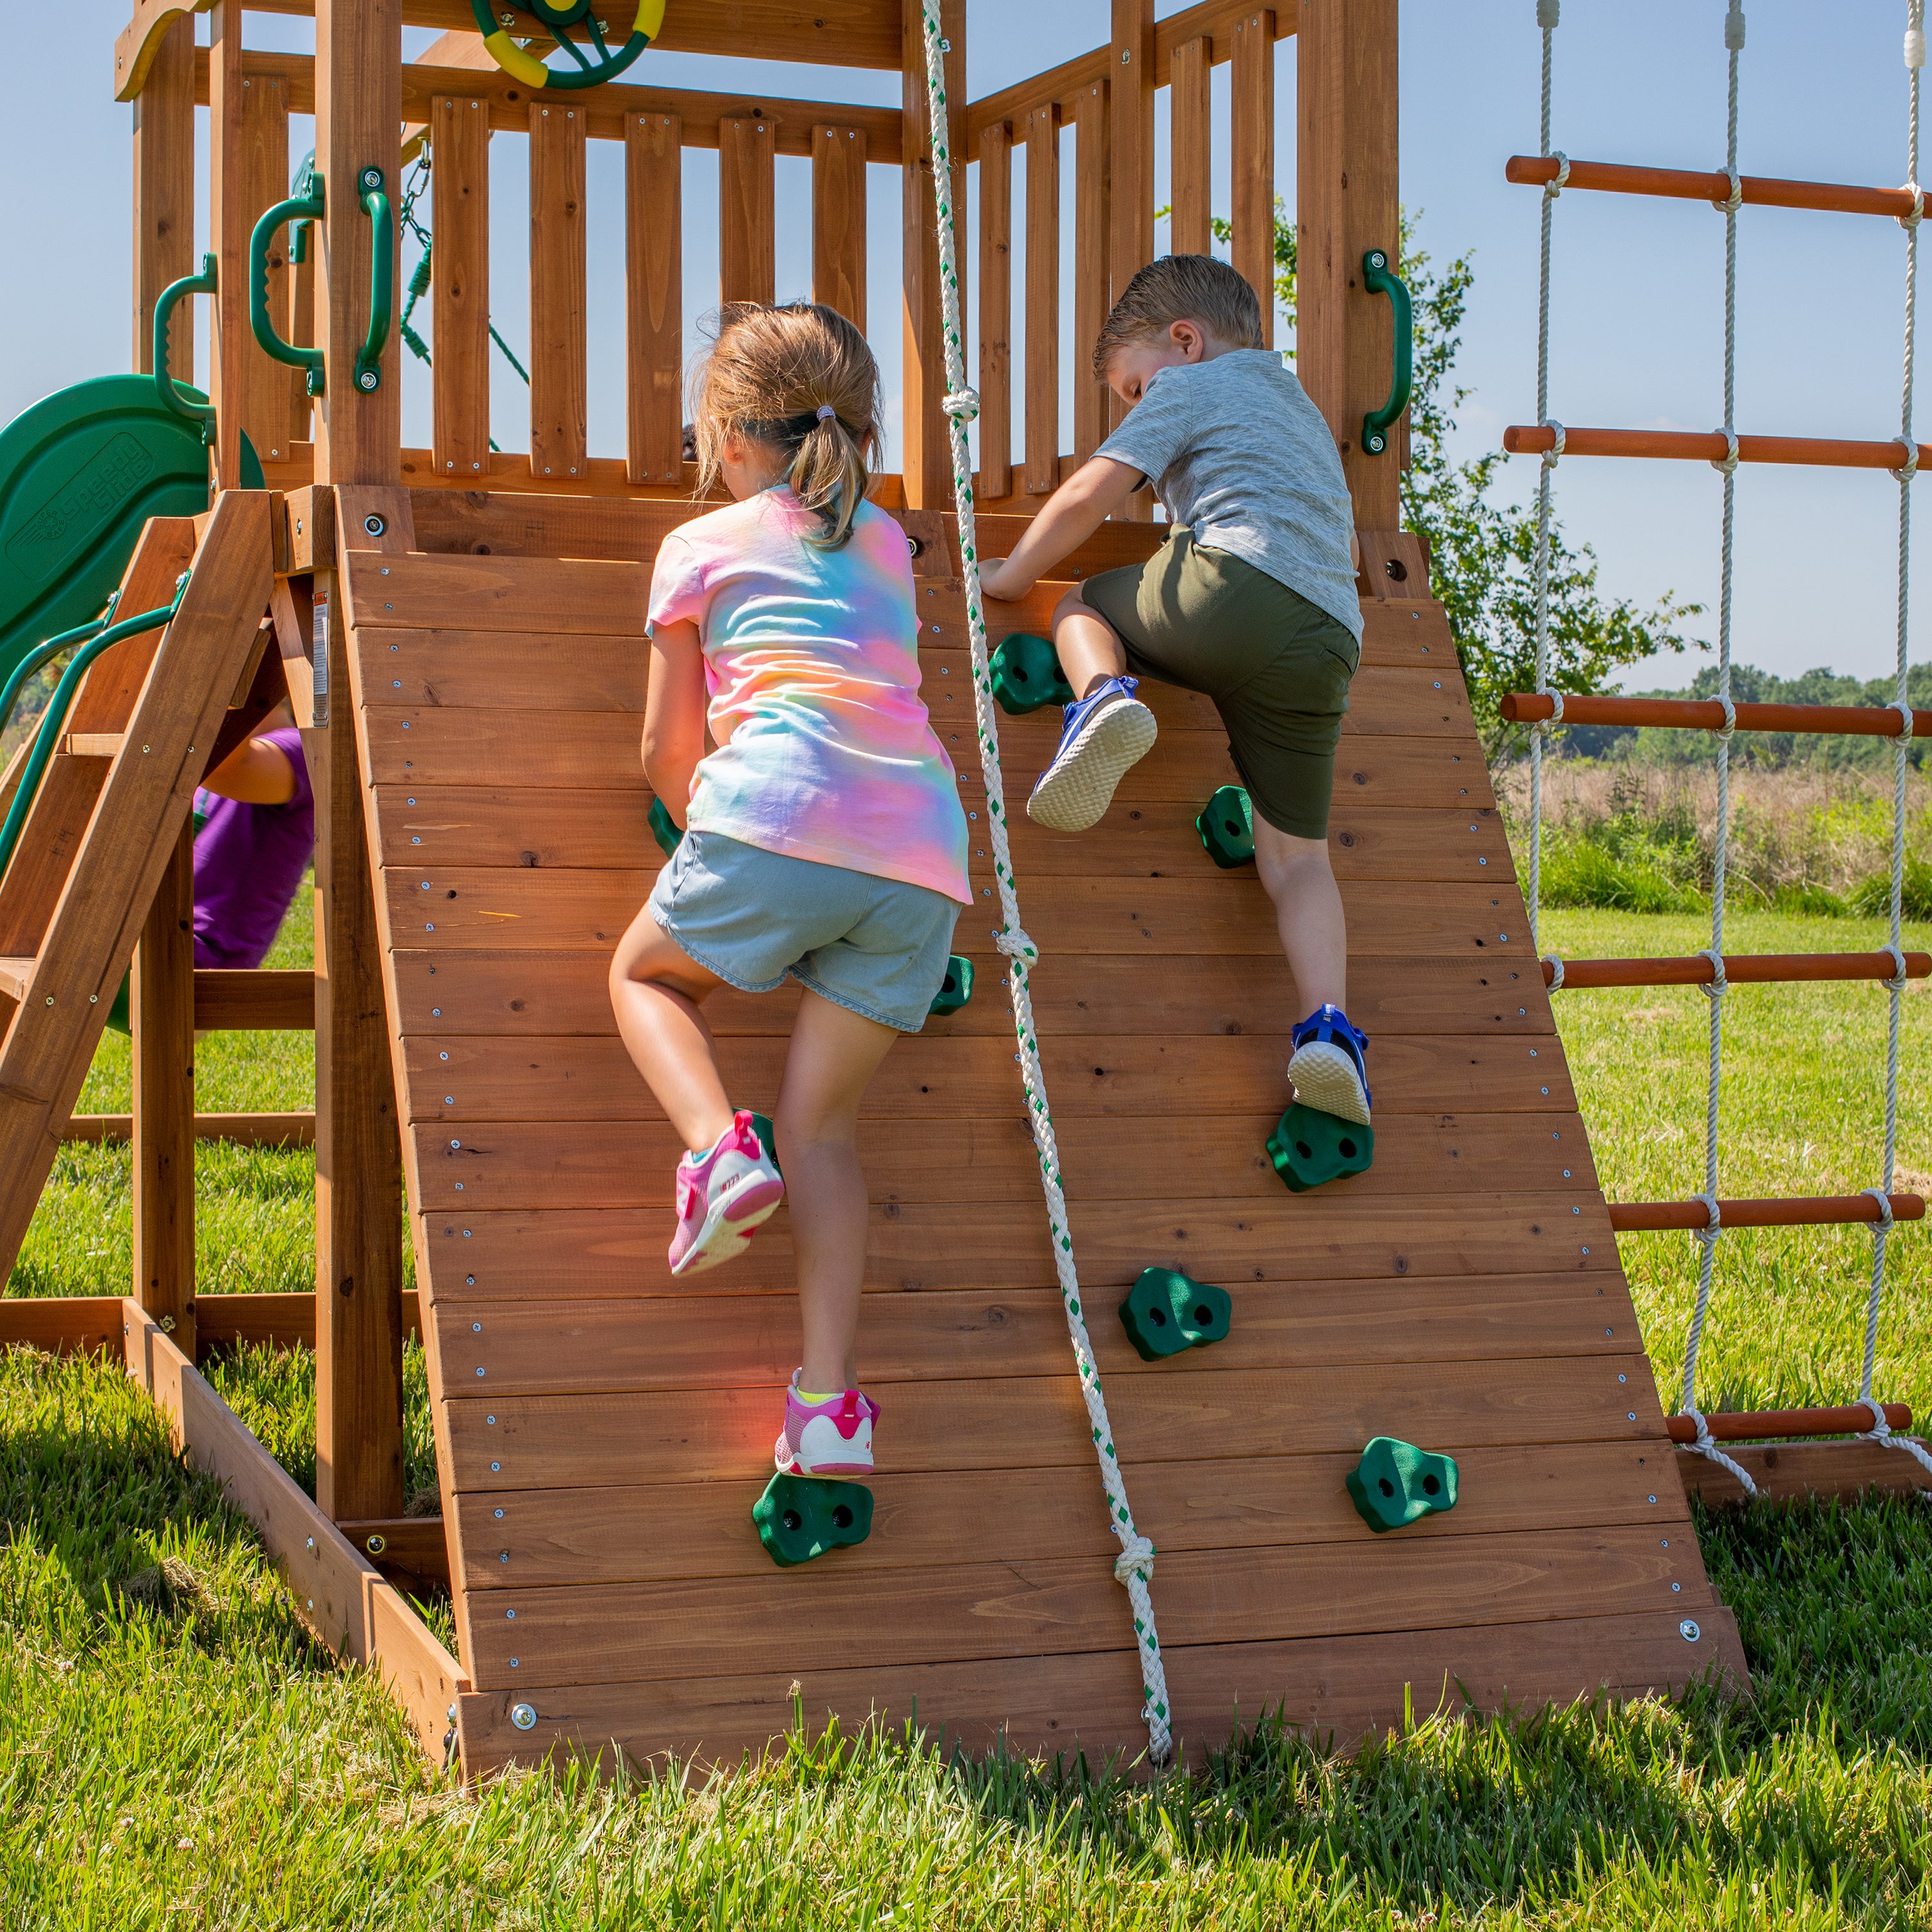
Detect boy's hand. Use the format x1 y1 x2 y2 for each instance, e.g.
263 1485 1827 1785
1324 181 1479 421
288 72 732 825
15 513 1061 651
979 558 1030 603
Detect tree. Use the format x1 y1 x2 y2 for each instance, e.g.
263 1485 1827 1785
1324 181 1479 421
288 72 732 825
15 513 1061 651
1211 207 1705 753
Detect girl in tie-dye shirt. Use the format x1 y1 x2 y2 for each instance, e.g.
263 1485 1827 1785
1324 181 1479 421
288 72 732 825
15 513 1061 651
609 302 969 1485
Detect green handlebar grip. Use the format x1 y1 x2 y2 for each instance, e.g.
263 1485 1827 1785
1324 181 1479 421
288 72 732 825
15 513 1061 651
250 183 328 396
153 255 219 435
0 601 118 741
1361 249 1414 456
356 170 395 393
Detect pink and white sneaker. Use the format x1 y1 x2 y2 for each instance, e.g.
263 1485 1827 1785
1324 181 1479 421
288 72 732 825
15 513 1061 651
667 1110 785 1277
774 1371 880 1477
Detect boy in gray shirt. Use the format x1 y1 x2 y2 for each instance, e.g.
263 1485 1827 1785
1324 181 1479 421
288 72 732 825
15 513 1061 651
979 254 1372 1124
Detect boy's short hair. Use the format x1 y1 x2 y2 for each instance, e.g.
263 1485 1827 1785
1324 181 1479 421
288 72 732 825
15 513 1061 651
1092 254 1265 377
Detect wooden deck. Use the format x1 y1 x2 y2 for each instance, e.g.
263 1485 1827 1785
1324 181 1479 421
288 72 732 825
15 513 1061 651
339 486 1746 1776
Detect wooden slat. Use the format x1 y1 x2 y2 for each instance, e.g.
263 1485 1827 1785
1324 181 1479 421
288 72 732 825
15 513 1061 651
900 0 966 512
342 551 648 634
625 111 683 489
194 967 315 1030
64 1110 316 1146
0 1295 126 1357
457 1522 1701 1690
460 1605 1743 1775
431 91 491 480
1170 34 1213 256
1023 103 1060 497
432 1271 1636 1400
132 13 195 381
1676 1437 1932 1505
205 3 248 492
384 949 1555 1042
236 65 299 464
456 1436 1681 1591
1110 0 1155 456
189 1288 424 1352
1230 8 1278 348
420 1194 1613 1302
1072 79 1111 465
719 112 776 306
811 124 868 333
132 822 196 1352
527 100 588 484
976 121 1013 500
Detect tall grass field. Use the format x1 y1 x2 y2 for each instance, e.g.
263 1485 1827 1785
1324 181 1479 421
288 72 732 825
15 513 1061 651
3 830 1930 1926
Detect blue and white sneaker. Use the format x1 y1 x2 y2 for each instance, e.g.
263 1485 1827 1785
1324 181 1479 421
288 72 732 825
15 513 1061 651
1288 1005 1372 1125
1026 675 1159 831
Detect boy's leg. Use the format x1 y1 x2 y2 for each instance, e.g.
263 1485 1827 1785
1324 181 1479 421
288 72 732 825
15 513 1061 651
1028 585 1158 832
1252 819 1347 1014
774 987 900 1394
1051 586 1128 697
608 900 732 1151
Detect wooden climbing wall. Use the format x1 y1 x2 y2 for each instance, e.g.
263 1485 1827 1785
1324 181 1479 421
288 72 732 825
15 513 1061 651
339 485 1746 1777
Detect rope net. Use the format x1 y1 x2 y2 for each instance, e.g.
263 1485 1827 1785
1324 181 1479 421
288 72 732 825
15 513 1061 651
1526 1 1930 1488
914 0 1175 1762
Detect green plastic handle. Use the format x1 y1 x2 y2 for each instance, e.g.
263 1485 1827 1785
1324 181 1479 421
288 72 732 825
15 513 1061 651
0 583 189 890
0 598 120 741
355 169 395 393
1361 248 1413 456
153 254 218 439
250 179 327 397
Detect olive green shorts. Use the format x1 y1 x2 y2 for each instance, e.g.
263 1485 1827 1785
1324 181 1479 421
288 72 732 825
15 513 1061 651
1079 527 1360 840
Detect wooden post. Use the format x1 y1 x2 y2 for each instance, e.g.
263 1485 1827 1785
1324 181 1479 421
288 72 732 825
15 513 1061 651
238 68 298 465
813 124 869 335
529 101 589 481
719 114 776 306
1170 35 1212 258
312 0 406 1524
1023 104 1060 499
1108 0 1153 469
1296 0 1401 527
976 120 1012 501
900 0 965 511
1072 80 1111 467
206 3 249 493
131 823 195 1354
431 92 491 481
627 113 684 488
1230 9 1278 349
132 14 194 382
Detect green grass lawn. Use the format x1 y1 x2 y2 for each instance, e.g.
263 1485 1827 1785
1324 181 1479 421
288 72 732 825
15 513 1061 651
3 904 1930 1927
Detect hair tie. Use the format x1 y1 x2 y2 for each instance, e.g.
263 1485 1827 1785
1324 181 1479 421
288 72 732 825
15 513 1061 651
816 404 837 423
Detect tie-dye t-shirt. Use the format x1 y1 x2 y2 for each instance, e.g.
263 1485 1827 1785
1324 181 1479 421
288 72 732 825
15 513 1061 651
646 488 971 905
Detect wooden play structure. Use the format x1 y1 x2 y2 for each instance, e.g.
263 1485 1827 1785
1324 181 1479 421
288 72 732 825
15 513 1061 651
0 0 1924 1776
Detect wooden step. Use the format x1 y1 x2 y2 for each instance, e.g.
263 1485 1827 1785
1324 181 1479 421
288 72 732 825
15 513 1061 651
0 955 32 1002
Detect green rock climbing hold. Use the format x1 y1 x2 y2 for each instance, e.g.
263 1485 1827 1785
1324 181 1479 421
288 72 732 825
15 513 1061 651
929 954 974 1016
750 1112 781 1177
1345 1437 1459 1533
1267 1102 1374 1193
1119 1266 1233 1362
1195 784 1255 869
647 795 683 859
753 1471 873 1566
989 632 1074 715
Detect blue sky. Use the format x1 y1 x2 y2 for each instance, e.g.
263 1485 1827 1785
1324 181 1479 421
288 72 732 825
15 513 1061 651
2 2 1922 687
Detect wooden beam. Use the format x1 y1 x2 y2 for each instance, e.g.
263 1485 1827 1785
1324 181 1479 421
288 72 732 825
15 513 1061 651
1072 79 1111 466
1676 1437 1932 1506
1108 0 1154 464
430 92 491 482
66 1111 316 1147
719 113 776 307
528 102 589 482
625 113 684 489
813 124 869 336
207 3 249 493
1023 104 1060 498
1296 0 1401 525
131 12 194 382
900 0 965 511
1230 8 1278 348
976 120 1012 501
131 824 196 1354
1170 34 1213 257
237 66 300 465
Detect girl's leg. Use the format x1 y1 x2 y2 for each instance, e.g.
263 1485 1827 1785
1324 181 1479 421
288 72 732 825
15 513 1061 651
773 987 900 1393
1253 817 1347 1014
1052 586 1128 698
607 901 733 1151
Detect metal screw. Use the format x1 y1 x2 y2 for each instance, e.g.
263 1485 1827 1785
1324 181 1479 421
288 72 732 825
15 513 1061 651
1680 1619 1701 1641
495 1507 504 1518
1671 1582 1681 1592
491 1461 501 1472
511 1703 536 1729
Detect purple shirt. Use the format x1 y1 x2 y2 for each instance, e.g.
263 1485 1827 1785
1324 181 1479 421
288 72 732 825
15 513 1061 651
193 726 314 969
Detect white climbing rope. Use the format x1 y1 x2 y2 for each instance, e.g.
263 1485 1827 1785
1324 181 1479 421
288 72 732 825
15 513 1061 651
915 0 1175 1763
1861 1 1932 1481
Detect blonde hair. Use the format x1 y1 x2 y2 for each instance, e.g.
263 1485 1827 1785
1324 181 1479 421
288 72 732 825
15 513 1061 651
1091 254 1265 378
689 302 884 549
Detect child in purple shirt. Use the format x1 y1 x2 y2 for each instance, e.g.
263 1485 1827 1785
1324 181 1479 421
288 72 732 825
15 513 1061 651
192 719 313 969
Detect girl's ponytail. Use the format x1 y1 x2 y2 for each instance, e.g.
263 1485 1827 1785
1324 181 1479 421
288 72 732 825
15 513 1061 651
788 404 871 549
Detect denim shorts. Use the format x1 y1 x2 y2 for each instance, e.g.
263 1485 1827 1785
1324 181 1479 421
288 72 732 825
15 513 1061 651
647 829 962 1034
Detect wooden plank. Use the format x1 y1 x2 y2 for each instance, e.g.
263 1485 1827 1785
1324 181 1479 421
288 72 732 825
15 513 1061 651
340 1515 450 1580
0 497 271 1288
431 1271 1639 1401
969 513 1161 581
0 1296 125 1356
64 1110 316 1147
0 757 111 966
719 112 775 306
237 65 299 463
383 949 1557 1043
430 91 491 481
313 0 402 486
460 1605 1744 1776
1676 1437 1932 1505
457 1522 1698 1690
899 0 966 511
206 3 249 493
976 120 1012 500
193 1288 423 1353
455 1437 1681 1591
1230 8 1278 348
131 12 195 381
812 124 868 333
1023 103 1060 498
1170 34 1213 256
194 968 315 1030
421 1195 1614 1301
120 1299 466 1761
132 822 196 1353
341 551 649 634
527 100 589 483
1072 79 1111 465
624 111 683 489
1110 0 1155 453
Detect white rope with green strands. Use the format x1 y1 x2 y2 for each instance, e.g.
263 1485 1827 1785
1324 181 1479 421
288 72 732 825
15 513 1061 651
916 0 1173 1765
1861 2 1932 1481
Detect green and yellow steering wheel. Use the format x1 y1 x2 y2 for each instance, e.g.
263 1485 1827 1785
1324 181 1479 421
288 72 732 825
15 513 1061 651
467 0 665 90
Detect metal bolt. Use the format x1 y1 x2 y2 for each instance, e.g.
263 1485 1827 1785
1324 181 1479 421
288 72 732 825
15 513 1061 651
1680 1620 1701 1641
366 1533 388 1555
511 1703 536 1729
366 513 386 536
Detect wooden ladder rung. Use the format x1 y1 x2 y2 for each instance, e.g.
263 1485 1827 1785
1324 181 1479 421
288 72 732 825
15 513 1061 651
0 956 33 1001
58 734 126 760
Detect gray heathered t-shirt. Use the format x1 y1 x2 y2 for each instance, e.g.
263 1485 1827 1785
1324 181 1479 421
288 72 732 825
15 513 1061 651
1095 348 1363 641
